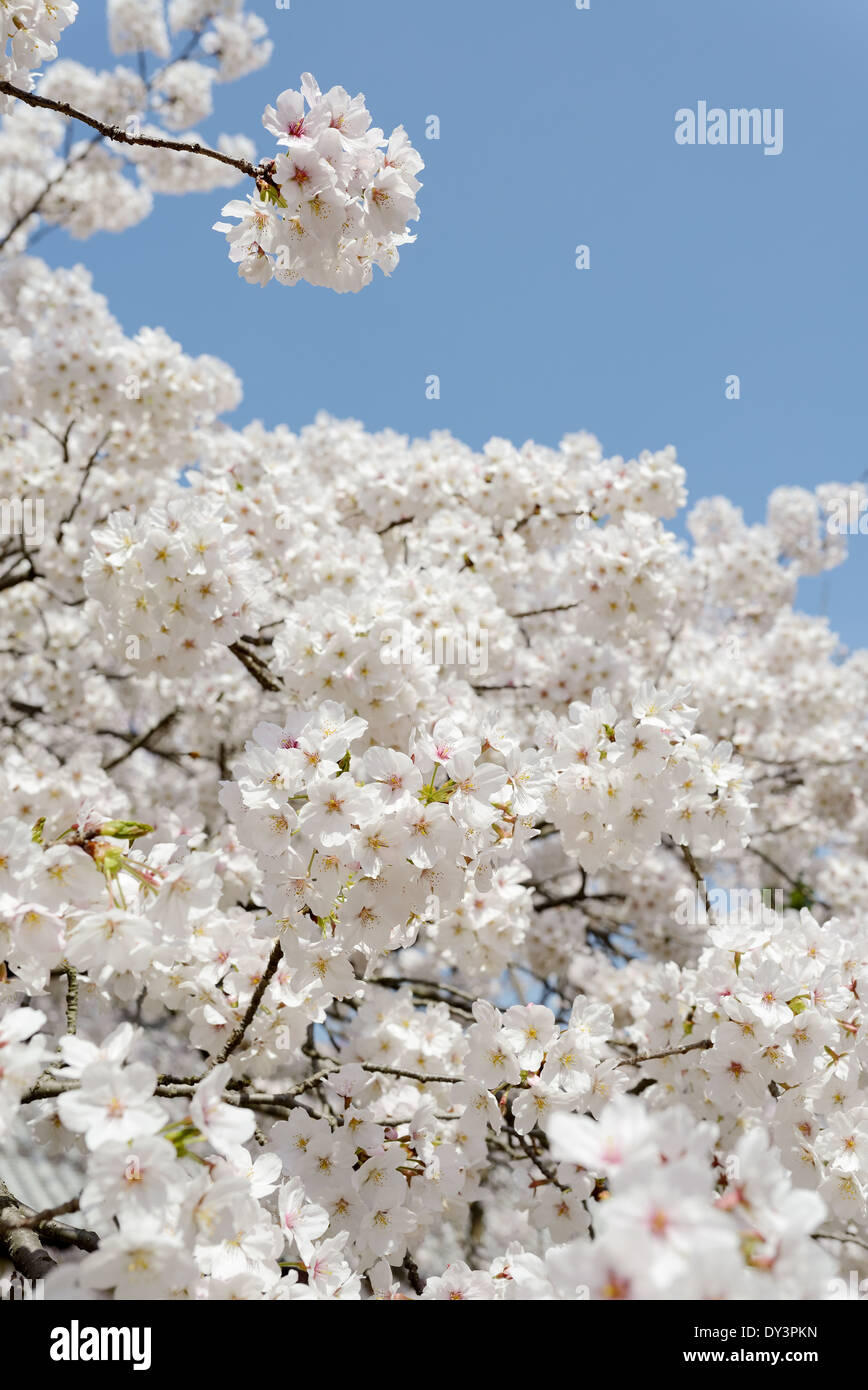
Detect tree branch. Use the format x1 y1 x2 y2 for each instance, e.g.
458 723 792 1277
678 842 716 925
510 603 580 620
0 80 261 180
207 938 283 1069
0 552 40 593
402 1252 424 1295
56 428 112 542
61 963 78 1035
102 708 180 771
617 1038 712 1068
0 137 100 250
0 1178 99 1278
360 1063 464 1085
376 516 414 536
228 640 283 692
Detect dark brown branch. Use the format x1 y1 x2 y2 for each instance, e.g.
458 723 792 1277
376 516 414 536
403 1252 424 1295
0 80 260 181
22 1076 305 1123
813 1229 868 1253
228 640 283 692
735 748 853 770
19 1197 80 1227
360 1063 464 1085
510 603 580 620
208 938 283 1069
745 843 828 907
56 429 112 542
0 553 40 593
617 1038 712 1068
678 843 716 925
0 1227 55 1280
471 682 532 693
0 1178 99 1276
505 1123 568 1191
61 963 78 1035
102 708 180 771
0 137 99 250
534 890 625 914
8 697 42 717
370 974 479 1005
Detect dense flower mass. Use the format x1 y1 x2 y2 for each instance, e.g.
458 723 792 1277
84 495 271 677
1 2 78 111
1 246 867 1300
213 73 423 289
0 1 866 1305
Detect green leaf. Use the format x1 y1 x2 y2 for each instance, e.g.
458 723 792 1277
259 183 288 209
162 1124 204 1158
786 881 814 911
98 819 154 842
419 780 455 804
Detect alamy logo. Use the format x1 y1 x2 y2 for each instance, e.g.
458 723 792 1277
826 491 868 535
675 102 783 156
379 619 489 677
675 883 785 927
827 1270 868 1300
0 1272 43 1299
0 496 44 546
50 1320 152 1372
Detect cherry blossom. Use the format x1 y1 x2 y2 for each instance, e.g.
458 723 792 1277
0 0 866 1308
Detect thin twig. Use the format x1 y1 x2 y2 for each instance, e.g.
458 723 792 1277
679 843 716 925
228 641 283 692
813 1229 868 1253
506 1124 568 1192
403 1252 424 1295
56 429 112 542
20 1197 80 1228
0 1179 99 1275
102 708 179 771
617 1038 712 1068
208 938 283 1069
360 1063 464 1085
370 974 480 1005
62 964 78 1035
0 136 100 250
376 516 414 536
510 603 580 620
0 80 261 181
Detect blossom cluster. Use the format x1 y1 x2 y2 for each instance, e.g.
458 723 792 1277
622 907 868 1227
214 73 423 289
84 495 271 677
1 2 77 112
1 3 868 1304
107 0 271 81
541 684 751 870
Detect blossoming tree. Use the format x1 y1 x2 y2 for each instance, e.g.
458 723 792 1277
0 1 866 1302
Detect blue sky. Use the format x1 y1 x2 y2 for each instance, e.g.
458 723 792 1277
41 0 868 649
